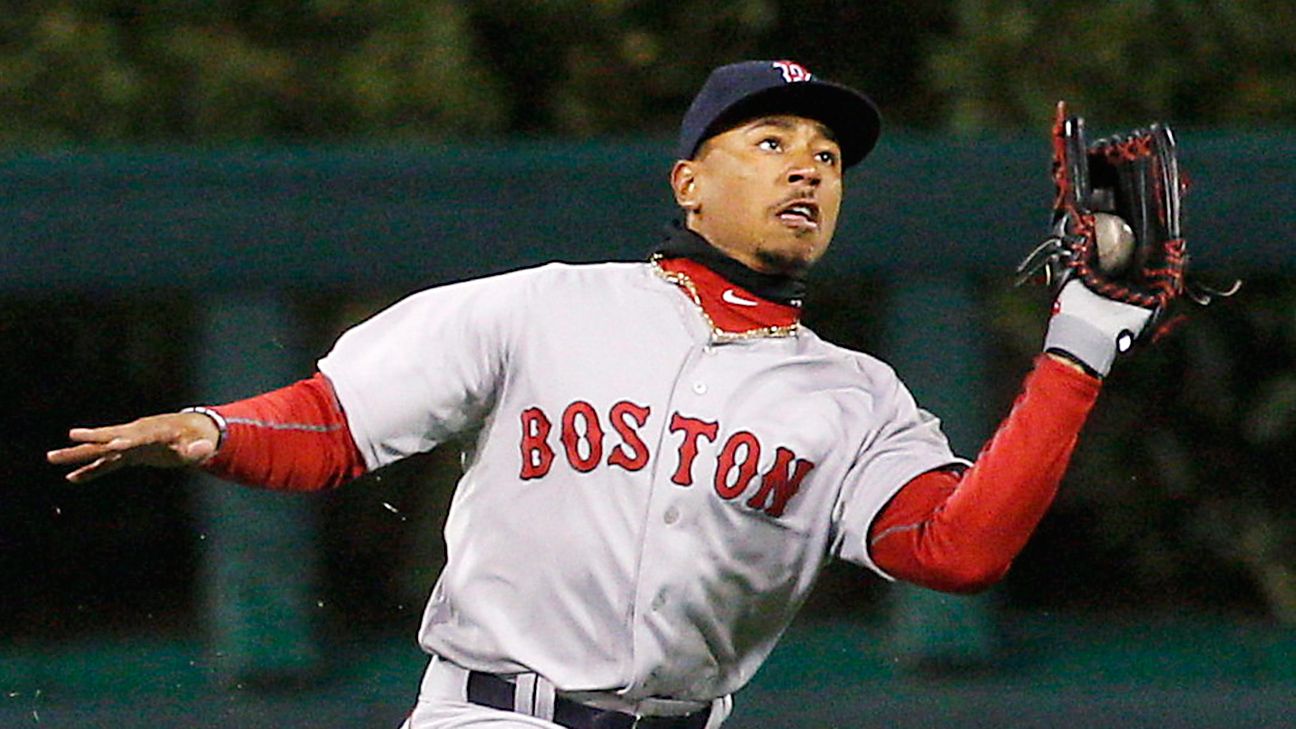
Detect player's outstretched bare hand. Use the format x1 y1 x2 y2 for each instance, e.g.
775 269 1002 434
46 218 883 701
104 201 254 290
46 412 220 483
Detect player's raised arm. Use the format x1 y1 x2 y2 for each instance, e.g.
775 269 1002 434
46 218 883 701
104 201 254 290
867 102 1236 594
47 411 220 483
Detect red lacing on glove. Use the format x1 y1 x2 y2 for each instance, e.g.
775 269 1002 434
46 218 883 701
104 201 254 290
1141 238 1188 308
1099 133 1154 164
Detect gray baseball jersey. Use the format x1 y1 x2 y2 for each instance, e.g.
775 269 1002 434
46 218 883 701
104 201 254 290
318 260 963 702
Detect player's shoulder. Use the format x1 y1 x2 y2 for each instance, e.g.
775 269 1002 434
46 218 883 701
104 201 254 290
451 259 644 287
432 261 657 319
495 260 659 298
796 328 906 389
404 260 648 300
526 260 651 283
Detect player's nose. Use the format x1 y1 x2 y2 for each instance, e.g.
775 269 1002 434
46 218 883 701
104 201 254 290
786 161 821 188
784 143 824 187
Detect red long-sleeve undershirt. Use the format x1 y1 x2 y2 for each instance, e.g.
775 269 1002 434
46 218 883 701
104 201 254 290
199 355 1100 593
201 373 366 491
867 354 1100 592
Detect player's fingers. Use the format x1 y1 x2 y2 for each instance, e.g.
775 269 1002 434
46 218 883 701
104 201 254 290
46 441 114 466
68 414 181 443
68 417 183 453
53 414 214 477
65 453 126 484
67 425 134 444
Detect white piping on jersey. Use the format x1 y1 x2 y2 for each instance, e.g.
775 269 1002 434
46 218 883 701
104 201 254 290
868 520 926 547
224 416 343 433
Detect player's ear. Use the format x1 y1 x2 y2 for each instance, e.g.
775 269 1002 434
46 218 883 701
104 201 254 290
671 159 701 213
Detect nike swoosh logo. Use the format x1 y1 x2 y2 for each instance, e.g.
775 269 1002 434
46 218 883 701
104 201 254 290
722 289 759 307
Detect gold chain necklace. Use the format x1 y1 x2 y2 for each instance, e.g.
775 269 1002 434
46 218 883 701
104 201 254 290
649 254 800 343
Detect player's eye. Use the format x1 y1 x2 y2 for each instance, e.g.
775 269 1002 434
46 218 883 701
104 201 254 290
758 137 782 152
816 149 838 166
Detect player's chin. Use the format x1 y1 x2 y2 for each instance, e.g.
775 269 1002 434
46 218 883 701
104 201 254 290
754 241 822 276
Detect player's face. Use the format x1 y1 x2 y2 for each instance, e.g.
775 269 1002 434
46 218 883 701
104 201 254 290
673 114 843 276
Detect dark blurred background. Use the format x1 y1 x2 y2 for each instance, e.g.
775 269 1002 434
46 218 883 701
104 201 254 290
2 2 1294 727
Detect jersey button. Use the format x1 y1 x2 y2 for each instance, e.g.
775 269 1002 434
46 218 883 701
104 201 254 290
692 382 707 395
663 506 680 525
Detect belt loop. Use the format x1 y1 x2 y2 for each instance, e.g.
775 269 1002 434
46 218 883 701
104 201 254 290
703 695 732 729
512 673 556 722
514 674 536 715
533 674 556 722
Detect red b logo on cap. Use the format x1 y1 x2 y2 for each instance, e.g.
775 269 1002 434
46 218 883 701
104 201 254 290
772 60 812 83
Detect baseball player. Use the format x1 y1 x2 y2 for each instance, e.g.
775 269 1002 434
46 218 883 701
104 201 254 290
48 60 1152 728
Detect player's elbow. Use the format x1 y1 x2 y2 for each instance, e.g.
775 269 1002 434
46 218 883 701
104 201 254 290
872 530 1013 594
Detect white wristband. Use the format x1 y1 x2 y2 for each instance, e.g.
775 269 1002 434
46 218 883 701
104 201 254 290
180 406 228 451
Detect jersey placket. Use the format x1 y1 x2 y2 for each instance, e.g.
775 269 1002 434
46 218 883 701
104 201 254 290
625 335 735 698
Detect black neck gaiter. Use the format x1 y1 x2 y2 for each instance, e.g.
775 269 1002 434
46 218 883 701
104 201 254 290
651 220 807 307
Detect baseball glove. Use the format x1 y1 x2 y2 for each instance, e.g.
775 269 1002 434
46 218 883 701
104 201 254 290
1016 101 1238 347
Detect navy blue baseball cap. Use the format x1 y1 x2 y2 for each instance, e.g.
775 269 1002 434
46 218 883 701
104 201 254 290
677 60 882 169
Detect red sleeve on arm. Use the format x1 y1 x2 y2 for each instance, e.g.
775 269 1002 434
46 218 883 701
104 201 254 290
868 355 1101 593
199 372 367 492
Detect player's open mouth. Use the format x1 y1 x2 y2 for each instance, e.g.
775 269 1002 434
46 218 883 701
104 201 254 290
776 200 820 231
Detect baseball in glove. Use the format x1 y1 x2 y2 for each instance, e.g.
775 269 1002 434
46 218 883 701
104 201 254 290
1017 101 1239 374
